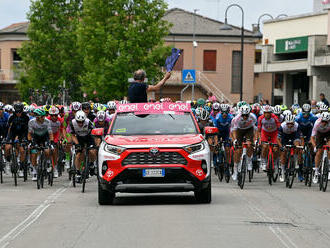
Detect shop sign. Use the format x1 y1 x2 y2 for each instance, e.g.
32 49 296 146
276 36 308 54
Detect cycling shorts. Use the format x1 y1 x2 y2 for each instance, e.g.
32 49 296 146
33 134 49 146
261 130 278 144
236 127 254 144
77 135 95 148
315 131 330 149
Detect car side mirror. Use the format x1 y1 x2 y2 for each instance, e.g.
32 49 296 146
91 128 104 137
204 126 219 135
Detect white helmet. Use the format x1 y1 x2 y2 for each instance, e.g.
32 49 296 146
120 100 128 104
107 101 116 110
175 100 183 103
212 102 220 110
71 102 81 111
23 106 30 113
319 103 328 111
220 104 230 113
283 110 291 117
273 105 282 115
200 108 210 121
285 114 295 124
321 112 330 122
4 104 13 112
316 101 324 108
240 105 251 115
49 106 59 115
0 102 4 110
75 110 86 122
302 103 311 113
97 111 106 122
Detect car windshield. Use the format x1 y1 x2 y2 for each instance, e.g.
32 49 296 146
110 113 198 135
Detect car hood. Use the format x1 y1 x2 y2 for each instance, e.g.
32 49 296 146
104 134 204 148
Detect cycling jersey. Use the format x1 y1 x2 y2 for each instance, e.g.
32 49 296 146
278 122 302 144
94 117 110 135
0 111 9 138
295 112 317 140
70 119 94 137
63 111 75 128
311 118 330 137
231 113 257 131
7 113 30 141
258 114 280 133
86 112 96 122
28 118 52 137
215 113 233 141
47 116 63 143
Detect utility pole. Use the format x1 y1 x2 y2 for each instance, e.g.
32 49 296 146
192 9 199 101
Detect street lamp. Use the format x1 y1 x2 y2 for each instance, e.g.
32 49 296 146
220 4 244 101
253 13 274 38
192 9 199 101
276 14 288 19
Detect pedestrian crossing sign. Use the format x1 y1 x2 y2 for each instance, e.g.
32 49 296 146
182 69 196 83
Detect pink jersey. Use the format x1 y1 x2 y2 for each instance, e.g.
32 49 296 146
258 114 280 133
231 113 257 131
312 118 330 136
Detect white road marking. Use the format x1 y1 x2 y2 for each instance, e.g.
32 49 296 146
0 186 68 248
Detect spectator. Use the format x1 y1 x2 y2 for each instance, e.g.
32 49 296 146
320 93 329 107
208 92 217 103
128 69 171 103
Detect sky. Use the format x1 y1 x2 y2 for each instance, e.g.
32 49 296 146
0 0 313 30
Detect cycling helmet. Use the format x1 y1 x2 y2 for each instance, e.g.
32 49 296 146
75 110 86 122
71 102 82 111
240 105 251 115
93 103 100 111
283 110 292 117
43 105 51 113
200 108 210 121
291 104 300 110
97 111 106 122
81 102 91 110
0 102 4 110
97 104 107 112
285 114 295 124
316 101 323 108
212 102 220 111
120 100 128 104
49 106 59 115
319 103 328 111
273 105 282 115
14 103 24 113
263 105 273 113
23 106 30 113
29 105 36 112
4 104 13 112
34 108 46 117
280 104 288 111
321 112 330 121
252 104 261 116
176 100 183 103
197 98 206 107
302 104 311 113
107 101 116 110
220 104 230 113
237 101 247 109
195 107 203 117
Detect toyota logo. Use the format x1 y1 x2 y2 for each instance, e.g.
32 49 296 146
149 147 160 157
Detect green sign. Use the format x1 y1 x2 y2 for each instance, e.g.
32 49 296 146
276 36 308 54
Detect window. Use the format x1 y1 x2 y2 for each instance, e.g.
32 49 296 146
255 50 261 64
275 73 284 89
231 51 241 93
203 50 216 71
173 49 183 71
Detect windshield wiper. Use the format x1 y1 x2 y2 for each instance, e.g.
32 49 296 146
168 114 175 120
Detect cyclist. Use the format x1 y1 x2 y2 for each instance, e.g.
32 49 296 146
107 101 116 122
258 105 281 171
273 105 284 123
215 104 233 168
231 105 257 180
197 108 212 134
277 114 303 182
251 104 262 119
93 111 110 146
311 112 330 184
82 102 95 122
28 108 54 181
210 102 220 126
69 110 97 182
4 104 14 115
5 103 30 177
316 103 329 118
0 102 9 140
47 106 64 178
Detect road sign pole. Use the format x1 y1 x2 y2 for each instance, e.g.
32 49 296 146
192 9 198 101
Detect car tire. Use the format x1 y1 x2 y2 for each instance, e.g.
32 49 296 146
98 182 115 205
194 182 211 204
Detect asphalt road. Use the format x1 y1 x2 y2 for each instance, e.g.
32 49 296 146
1 171 330 248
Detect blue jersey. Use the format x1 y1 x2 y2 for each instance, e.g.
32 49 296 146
215 113 233 141
295 112 317 139
0 112 9 138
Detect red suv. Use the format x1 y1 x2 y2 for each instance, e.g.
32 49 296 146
93 102 216 204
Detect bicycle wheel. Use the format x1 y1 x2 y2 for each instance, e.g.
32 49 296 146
0 158 3 184
218 164 224 182
240 156 246 189
267 154 273 185
288 158 295 189
321 158 328 192
273 159 279 183
319 163 323 191
224 163 230 183
82 153 89 193
48 167 54 187
23 162 28 182
11 153 18 187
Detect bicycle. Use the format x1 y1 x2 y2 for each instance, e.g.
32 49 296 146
319 139 329 192
57 141 66 177
236 139 253 189
20 140 29 182
283 142 303 189
302 141 313 187
68 145 76 188
262 141 279 185
0 140 5 184
218 140 231 183
7 140 19 186
80 144 97 193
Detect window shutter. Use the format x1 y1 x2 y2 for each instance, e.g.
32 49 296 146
203 50 216 71
231 51 241 93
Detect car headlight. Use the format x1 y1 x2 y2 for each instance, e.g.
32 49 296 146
104 144 126 155
184 142 205 154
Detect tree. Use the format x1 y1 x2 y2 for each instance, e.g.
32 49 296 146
18 0 83 103
78 0 171 101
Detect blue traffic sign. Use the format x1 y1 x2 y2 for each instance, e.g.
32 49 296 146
182 69 196 84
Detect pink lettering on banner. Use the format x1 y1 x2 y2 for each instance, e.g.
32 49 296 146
118 103 191 114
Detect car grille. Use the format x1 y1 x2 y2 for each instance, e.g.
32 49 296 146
122 152 187 166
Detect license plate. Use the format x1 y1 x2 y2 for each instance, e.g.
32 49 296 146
142 168 165 177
